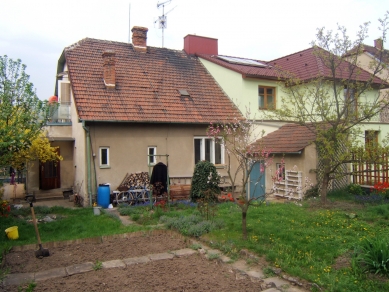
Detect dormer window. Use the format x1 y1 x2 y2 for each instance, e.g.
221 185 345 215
178 89 190 97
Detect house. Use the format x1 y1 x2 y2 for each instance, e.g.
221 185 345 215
184 35 388 196
26 27 243 205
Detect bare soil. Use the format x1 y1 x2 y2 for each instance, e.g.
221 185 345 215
2 232 264 291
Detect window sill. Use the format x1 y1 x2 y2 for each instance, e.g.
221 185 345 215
100 165 111 169
215 164 226 169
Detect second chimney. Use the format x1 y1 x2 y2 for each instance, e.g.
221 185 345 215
132 26 148 52
374 38 383 50
102 50 116 89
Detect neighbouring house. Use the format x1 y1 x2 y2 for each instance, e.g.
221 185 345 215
26 27 243 205
185 35 388 196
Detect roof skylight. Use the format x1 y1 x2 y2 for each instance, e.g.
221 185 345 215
217 55 267 67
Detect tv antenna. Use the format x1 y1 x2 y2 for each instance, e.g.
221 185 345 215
155 0 176 47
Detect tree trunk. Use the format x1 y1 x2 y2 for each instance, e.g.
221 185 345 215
321 173 330 204
242 210 247 240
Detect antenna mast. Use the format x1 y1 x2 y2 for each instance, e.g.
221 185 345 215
156 0 176 47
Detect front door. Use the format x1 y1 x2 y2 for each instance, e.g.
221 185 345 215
39 149 61 190
249 161 266 199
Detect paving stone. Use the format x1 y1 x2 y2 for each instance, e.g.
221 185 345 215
231 259 249 271
173 248 197 257
123 256 150 266
206 249 221 255
284 287 307 292
66 262 94 275
2 272 34 286
219 255 232 263
102 259 126 269
35 267 67 282
264 276 290 288
149 252 175 261
246 269 265 280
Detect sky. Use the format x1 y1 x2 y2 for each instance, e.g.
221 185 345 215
0 0 387 100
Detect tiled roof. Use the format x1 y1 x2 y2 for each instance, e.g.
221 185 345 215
199 47 384 85
63 38 242 123
362 45 389 65
270 47 383 84
252 124 317 153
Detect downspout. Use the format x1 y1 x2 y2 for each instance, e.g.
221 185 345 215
82 120 92 206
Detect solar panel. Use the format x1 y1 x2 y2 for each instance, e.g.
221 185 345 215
217 55 267 67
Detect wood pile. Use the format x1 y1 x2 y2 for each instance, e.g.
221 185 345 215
117 172 150 191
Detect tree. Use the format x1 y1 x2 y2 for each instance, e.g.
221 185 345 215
207 116 283 240
0 55 51 167
12 131 63 171
268 12 389 203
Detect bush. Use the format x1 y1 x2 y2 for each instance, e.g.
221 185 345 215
353 237 389 277
190 160 220 202
347 183 363 196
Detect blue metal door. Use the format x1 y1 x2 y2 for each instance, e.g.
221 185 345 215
249 161 266 199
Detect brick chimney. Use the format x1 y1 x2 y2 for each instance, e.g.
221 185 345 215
102 50 116 89
183 35 218 55
132 26 148 52
374 38 383 50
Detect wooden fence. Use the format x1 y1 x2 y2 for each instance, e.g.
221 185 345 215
352 152 389 185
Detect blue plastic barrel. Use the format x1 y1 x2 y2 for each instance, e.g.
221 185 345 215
97 184 110 208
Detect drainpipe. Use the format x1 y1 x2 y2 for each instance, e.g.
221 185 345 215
82 120 92 206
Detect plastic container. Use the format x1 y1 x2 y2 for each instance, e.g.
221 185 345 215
5 226 19 240
93 207 101 215
97 184 110 208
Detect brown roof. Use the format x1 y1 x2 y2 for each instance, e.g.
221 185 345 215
252 124 317 153
62 38 242 123
347 44 389 65
198 47 384 85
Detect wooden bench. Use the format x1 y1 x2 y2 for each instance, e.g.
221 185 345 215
169 185 191 201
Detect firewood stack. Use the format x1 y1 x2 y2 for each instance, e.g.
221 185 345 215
117 172 150 191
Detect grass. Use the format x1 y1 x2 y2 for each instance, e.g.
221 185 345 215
0 206 148 254
208 198 389 291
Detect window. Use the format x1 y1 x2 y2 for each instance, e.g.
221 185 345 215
99 147 110 168
365 131 379 149
258 86 276 109
194 137 224 165
344 87 358 116
148 146 157 165
276 163 285 181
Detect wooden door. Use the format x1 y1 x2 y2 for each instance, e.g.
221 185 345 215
249 161 266 199
39 149 61 190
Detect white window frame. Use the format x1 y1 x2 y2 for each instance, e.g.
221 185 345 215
194 137 224 165
148 146 157 165
99 147 110 168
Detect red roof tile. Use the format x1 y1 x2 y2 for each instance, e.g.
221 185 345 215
252 124 317 153
62 38 243 123
198 47 384 85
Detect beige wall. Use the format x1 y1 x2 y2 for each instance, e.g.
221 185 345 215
264 144 318 195
87 123 232 191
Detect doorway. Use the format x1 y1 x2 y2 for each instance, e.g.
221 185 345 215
249 161 266 199
39 149 61 190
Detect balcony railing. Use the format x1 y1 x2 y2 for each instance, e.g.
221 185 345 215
47 103 71 125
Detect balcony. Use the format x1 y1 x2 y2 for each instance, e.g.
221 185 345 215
47 102 71 125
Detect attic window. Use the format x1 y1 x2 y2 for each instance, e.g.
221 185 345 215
178 89 190 97
217 55 267 67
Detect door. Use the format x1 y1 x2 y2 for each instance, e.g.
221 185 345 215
249 161 266 199
39 149 61 190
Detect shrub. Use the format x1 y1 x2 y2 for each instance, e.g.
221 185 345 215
190 160 220 202
347 183 363 196
353 237 389 277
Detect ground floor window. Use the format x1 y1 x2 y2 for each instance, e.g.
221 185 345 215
99 147 110 168
194 137 224 165
148 146 157 165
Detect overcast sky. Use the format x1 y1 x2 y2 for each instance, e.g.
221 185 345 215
0 0 387 100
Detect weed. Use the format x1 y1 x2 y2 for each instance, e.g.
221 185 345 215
190 243 202 250
207 253 220 260
93 260 103 271
17 281 36 292
263 266 276 277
